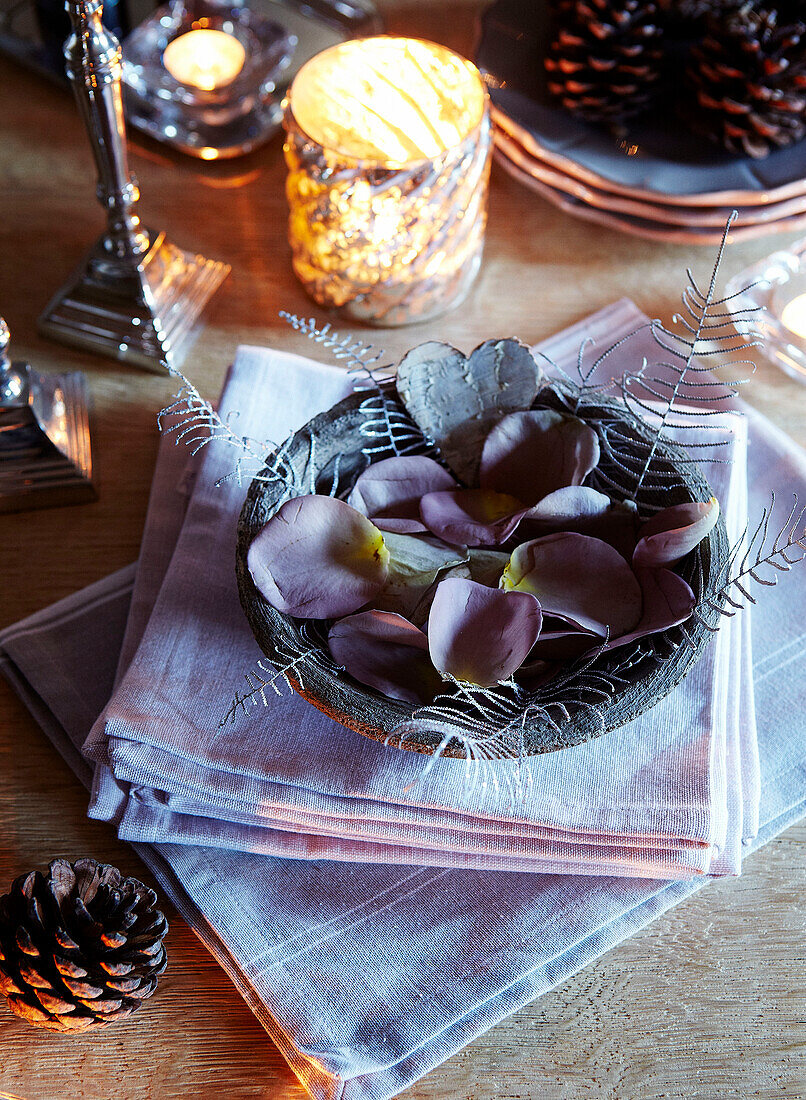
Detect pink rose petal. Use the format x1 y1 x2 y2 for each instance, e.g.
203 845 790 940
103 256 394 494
247 495 389 619
420 489 528 546
527 485 614 525
467 548 511 588
348 456 457 535
521 487 639 559
605 567 696 651
501 532 643 637
328 610 441 704
372 532 468 625
480 410 600 505
427 577 543 687
528 618 604 661
633 498 720 567
516 658 559 689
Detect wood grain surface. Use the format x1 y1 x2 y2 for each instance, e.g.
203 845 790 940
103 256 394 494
1 2 805 1097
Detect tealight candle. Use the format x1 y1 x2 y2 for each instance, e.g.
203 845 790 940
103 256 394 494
780 292 806 341
163 29 246 92
283 36 492 326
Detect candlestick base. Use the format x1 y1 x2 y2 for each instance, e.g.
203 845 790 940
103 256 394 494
37 231 230 373
0 369 96 514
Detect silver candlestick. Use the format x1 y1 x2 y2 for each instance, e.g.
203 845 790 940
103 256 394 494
38 0 230 373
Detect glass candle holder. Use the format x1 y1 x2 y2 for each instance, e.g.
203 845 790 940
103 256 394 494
726 237 806 385
283 36 492 327
122 0 297 159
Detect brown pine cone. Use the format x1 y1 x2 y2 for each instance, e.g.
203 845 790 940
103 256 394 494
0 858 168 1032
545 0 666 123
658 0 740 22
685 1 806 157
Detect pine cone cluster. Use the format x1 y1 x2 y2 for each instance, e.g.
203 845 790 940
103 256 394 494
544 0 806 158
0 858 168 1032
687 2 806 157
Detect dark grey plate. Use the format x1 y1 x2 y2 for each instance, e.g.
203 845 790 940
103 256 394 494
476 0 806 204
236 383 728 757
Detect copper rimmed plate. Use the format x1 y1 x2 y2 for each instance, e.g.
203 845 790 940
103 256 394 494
494 123 806 228
477 0 806 208
494 149 806 245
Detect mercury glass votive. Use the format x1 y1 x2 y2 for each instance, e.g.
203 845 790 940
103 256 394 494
726 237 806 384
283 37 492 326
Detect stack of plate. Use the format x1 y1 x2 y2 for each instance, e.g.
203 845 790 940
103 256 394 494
476 0 806 244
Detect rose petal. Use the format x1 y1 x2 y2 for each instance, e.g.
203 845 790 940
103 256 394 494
522 487 639 559
247 495 389 619
527 485 614 525
480 410 600 505
373 532 468 625
501 532 643 637
348 456 457 535
605 567 696 651
527 617 604 661
515 658 558 689
420 489 528 546
328 611 440 704
633 498 720 567
427 577 543 687
467 548 511 588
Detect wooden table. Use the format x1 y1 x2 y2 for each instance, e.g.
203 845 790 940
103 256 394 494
1 3 805 1096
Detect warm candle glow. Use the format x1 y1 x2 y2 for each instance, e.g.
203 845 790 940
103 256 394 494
781 292 806 341
283 37 491 325
290 37 486 166
163 30 246 92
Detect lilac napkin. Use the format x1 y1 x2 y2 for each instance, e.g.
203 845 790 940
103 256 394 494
79 314 752 878
2 301 804 1100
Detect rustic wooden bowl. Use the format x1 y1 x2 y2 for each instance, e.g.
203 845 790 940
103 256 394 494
236 384 728 756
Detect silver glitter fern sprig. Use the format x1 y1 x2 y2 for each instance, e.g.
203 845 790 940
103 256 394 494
158 368 299 493
691 494 806 633
616 213 761 502
220 630 343 726
279 310 435 460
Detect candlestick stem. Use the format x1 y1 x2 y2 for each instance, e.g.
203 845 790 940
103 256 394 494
64 0 149 261
38 0 230 373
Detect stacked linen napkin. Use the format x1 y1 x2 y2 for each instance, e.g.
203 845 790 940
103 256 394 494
77 308 755 880
1 302 804 1100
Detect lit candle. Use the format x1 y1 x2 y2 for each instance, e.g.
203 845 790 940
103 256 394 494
283 37 491 326
163 29 246 92
781 292 806 341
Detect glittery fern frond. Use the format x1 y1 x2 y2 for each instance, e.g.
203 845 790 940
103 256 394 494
692 494 806 633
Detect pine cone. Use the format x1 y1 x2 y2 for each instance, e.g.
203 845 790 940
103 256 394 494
545 0 666 123
685 1 806 157
0 858 168 1032
658 0 740 24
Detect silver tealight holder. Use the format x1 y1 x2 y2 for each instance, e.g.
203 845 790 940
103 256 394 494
0 318 96 514
38 0 230 373
121 0 297 160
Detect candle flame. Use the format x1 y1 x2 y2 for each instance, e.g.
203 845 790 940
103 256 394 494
163 29 246 92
